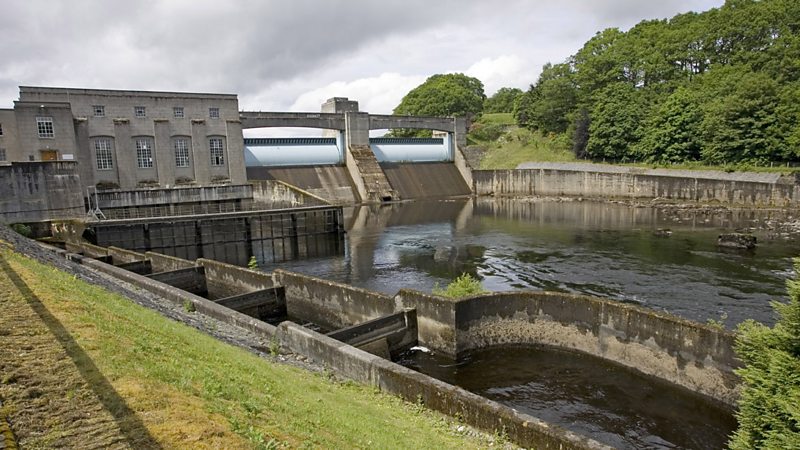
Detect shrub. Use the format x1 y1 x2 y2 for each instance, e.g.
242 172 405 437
10 223 32 238
432 273 486 298
730 258 800 449
247 256 258 270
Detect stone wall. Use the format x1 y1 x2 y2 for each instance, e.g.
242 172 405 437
475 167 800 207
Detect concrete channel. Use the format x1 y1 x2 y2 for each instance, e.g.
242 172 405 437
46 240 740 449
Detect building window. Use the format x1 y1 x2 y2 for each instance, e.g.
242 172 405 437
209 138 224 166
209 107 220 119
134 106 146 118
95 138 114 170
0 149 6 161
173 107 184 118
174 138 190 167
36 117 54 138
93 105 105 117
0 123 3 136
135 138 153 168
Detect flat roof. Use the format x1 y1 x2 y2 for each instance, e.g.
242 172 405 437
19 86 238 100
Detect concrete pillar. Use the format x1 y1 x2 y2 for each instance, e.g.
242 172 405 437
345 112 370 147
452 117 473 192
113 119 136 189
191 119 210 184
154 119 174 186
226 120 246 184
73 118 95 189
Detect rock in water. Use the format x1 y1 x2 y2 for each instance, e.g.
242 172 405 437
717 233 757 249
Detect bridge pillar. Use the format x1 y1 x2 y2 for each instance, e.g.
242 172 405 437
452 117 473 191
344 112 397 202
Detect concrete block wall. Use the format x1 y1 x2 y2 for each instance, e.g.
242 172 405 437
0 161 85 223
198 258 276 300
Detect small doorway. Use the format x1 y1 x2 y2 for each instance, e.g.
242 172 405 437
40 150 58 161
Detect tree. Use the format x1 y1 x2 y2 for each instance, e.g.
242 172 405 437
730 258 800 449
484 87 523 113
637 87 703 163
393 73 485 117
516 63 578 134
700 70 785 164
392 73 485 137
585 83 647 160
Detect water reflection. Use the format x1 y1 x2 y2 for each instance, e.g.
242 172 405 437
263 198 800 326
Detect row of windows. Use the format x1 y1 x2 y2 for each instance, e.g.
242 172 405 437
93 137 226 170
93 105 222 119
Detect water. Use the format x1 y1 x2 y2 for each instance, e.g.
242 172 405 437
400 345 737 450
264 197 800 327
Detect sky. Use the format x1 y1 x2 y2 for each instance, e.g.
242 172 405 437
1 0 724 115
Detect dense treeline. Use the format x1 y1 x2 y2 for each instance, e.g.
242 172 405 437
514 0 800 165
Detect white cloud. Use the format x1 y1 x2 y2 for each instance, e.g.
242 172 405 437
465 55 533 95
290 73 426 114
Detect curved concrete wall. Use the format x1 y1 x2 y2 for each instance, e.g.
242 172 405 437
453 291 739 407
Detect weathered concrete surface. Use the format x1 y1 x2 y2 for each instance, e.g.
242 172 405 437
94 184 253 209
327 309 418 358
274 269 395 330
145 251 195 273
198 258 276 299
249 179 330 209
394 289 459 356
381 162 470 199
146 267 208 296
475 167 800 208
246 166 356 205
0 162 84 223
454 292 740 406
277 321 609 450
215 288 285 321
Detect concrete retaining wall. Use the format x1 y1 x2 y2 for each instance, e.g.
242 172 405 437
475 168 800 207
94 184 253 208
274 269 395 330
277 322 607 450
198 258 276 299
146 251 196 273
0 161 85 223
454 292 739 406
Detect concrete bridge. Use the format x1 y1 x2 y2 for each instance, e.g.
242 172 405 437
239 98 472 204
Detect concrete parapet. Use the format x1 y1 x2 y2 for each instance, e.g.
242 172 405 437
453 291 739 406
198 258 276 299
0 162 84 223
145 252 196 273
147 267 208 296
277 321 608 450
274 269 395 330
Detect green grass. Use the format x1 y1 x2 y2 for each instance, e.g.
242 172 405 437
477 128 576 169
4 248 496 449
477 113 515 126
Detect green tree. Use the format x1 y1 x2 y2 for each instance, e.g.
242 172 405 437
637 87 703 163
392 73 485 137
517 63 578 134
730 258 800 449
585 83 647 160
700 70 785 164
484 87 522 113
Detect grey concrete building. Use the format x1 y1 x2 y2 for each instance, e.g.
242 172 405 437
0 86 247 190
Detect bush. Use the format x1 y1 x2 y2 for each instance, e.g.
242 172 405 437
432 273 486 298
10 223 32 238
730 258 800 449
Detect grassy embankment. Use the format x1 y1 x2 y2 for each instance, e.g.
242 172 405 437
0 246 498 449
473 113 796 173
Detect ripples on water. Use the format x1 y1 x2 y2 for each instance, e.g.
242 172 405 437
268 198 800 326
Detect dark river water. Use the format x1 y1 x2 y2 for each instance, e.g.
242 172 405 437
399 345 737 450
259 197 800 448
264 197 800 327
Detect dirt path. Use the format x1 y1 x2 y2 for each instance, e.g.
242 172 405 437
0 250 137 449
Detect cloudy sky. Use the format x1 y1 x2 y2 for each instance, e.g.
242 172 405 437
1 0 723 114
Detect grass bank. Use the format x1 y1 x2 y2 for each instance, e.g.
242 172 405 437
0 246 500 449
